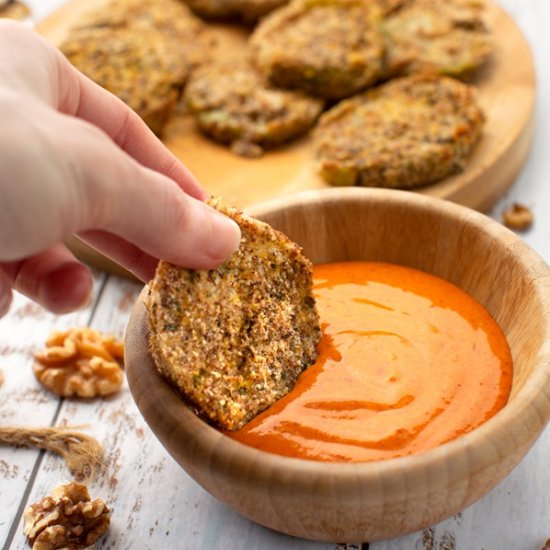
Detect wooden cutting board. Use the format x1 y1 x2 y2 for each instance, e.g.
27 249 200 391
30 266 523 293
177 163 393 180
37 0 536 278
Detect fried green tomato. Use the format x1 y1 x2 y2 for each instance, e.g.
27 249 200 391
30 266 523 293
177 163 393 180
250 0 385 100
74 0 206 38
182 0 288 22
147 201 321 431
0 0 31 20
185 62 324 157
376 0 407 14
382 0 492 77
61 0 209 135
315 75 485 189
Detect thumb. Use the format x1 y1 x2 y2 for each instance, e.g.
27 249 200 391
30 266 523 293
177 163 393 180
88 165 243 271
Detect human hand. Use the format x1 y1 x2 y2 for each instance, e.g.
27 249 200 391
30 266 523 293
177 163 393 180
0 21 241 317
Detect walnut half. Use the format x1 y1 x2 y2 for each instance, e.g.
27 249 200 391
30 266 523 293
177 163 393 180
23 482 111 550
33 328 124 398
501 202 534 231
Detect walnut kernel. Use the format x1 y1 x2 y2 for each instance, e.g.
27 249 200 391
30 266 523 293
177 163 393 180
501 202 533 231
34 328 124 397
23 482 111 550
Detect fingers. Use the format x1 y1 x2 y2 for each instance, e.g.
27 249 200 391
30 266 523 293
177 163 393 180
38 261 93 314
0 268 13 317
0 22 204 198
78 198 241 280
0 108 240 269
52 48 205 199
78 176 242 272
0 24 241 279
76 231 160 282
56 119 241 270
1 244 93 315
0 21 59 105
51 51 243 270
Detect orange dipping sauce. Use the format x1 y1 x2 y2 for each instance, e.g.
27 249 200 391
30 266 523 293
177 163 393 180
229 262 513 462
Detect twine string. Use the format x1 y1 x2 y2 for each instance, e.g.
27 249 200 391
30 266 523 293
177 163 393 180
0 426 104 481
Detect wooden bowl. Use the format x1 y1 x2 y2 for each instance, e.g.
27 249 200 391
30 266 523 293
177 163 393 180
125 188 550 542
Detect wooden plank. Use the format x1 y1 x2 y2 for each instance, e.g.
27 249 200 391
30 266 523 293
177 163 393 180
0 271 105 546
3 274 137 550
5 276 343 549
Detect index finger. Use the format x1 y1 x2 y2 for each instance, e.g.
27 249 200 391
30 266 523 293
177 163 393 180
53 47 205 200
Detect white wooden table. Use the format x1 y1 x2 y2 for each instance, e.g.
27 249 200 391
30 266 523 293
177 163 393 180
2 1 550 548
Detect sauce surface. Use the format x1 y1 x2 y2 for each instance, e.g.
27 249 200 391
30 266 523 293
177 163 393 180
229 262 513 462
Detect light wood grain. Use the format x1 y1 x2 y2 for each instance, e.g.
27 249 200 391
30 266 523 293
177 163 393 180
125 188 550 542
4 1 550 548
0 271 104 545
35 0 536 279
4 276 345 550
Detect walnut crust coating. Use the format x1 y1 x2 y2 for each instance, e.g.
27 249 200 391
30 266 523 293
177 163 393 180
383 0 492 78
185 62 324 157
315 74 485 189
376 0 408 14
250 0 385 100
23 482 110 550
147 202 321 431
60 0 209 135
72 0 204 32
183 0 288 22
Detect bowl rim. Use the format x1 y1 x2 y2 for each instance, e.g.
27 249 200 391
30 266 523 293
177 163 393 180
126 187 550 488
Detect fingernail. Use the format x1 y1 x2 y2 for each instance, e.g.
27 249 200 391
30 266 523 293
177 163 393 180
205 209 242 263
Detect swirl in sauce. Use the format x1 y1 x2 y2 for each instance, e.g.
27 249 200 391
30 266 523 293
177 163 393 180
229 262 513 462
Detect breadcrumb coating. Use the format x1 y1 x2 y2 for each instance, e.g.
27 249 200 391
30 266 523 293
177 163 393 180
185 62 324 157
250 0 385 99
315 74 485 189
147 201 320 430
182 0 288 22
383 0 492 77
61 0 210 135
0 0 30 20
